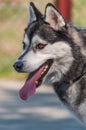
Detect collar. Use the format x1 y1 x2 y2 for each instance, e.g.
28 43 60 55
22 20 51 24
72 71 86 83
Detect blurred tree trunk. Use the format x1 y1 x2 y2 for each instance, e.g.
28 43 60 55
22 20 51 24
55 0 72 21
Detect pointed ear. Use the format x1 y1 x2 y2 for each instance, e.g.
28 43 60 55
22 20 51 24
45 3 66 30
28 2 43 24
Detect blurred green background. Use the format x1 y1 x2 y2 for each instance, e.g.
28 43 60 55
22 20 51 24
0 0 86 80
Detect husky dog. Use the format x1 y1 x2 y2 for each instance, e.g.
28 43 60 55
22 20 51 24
13 3 86 123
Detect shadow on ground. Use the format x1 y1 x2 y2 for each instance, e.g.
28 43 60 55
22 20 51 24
0 81 86 130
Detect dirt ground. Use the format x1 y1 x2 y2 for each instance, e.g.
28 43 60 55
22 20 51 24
0 80 86 130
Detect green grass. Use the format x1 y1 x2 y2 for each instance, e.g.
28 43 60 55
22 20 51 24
0 0 86 80
0 54 26 80
0 5 27 79
0 29 17 40
73 0 86 26
0 55 13 77
0 5 24 20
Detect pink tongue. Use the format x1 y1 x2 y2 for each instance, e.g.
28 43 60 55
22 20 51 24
19 66 44 100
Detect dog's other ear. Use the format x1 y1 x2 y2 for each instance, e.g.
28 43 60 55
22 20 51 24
28 2 43 24
45 3 66 30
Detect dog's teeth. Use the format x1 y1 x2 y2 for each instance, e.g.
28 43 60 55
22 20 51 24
45 65 48 69
43 69 46 73
41 71 44 75
44 69 46 72
41 65 48 76
35 81 38 84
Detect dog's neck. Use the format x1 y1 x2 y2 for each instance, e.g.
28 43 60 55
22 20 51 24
61 24 86 84
47 23 86 85
62 52 86 84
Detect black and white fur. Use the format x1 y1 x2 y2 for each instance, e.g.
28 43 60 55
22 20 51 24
14 3 86 123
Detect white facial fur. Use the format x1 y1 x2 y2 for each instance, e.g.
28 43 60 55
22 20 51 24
23 34 30 46
18 35 74 79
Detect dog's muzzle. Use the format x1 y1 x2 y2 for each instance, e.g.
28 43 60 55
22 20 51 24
13 60 23 72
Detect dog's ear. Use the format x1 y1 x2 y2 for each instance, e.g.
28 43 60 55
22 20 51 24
45 3 66 30
28 2 43 24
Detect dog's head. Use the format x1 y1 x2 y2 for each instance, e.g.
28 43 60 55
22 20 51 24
13 3 74 100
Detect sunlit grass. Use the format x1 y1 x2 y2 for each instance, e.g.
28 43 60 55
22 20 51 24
0 5 27 79
73 0 86 26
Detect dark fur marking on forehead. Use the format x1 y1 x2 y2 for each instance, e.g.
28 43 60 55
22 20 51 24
25 20 45 42
37 25 73 44
24 20 73 45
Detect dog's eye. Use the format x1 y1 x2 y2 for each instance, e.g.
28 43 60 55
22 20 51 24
36 44 46 49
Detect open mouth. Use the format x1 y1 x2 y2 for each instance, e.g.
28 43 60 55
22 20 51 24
19 59 53 100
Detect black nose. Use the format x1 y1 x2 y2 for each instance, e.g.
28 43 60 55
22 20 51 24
13 61 23 72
